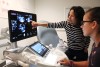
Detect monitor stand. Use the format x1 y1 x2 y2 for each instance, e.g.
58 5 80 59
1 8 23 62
11 42 18 48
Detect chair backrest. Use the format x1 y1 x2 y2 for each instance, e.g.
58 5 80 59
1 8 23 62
37 26 59 48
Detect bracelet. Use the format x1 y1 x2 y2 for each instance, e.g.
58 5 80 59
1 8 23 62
69 60 74 67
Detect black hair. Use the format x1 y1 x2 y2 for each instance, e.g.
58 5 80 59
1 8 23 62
86 7 100 33
68 6 85 27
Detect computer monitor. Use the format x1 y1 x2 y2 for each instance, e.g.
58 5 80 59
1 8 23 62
8 10 37 42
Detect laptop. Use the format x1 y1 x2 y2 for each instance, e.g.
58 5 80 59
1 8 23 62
29 41 59 65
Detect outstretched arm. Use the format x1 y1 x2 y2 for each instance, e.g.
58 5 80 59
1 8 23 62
31 21 48 27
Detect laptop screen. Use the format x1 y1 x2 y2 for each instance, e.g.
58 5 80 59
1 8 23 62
29 41 49 57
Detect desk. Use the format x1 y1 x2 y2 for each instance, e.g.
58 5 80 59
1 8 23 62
23 48 69 67
4 46 69 67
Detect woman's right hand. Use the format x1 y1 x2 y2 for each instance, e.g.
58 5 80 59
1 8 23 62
31 21 38 27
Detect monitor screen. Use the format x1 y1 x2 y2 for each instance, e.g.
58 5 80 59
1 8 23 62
8 10 37 42
29 41 49 57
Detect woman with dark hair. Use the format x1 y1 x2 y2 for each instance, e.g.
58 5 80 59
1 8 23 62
68 6 84 26
31 6 90 61
58 7 100 67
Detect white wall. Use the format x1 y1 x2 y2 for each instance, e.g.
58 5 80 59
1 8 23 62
34 0 100 55
35 0 100 21
0 0 36 59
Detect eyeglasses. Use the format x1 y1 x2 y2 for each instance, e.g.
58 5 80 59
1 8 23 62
81 21 93 25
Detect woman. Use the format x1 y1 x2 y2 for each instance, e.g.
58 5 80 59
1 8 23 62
31 6 90 61
58 7 100 67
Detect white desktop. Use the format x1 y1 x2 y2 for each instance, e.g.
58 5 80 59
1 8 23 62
21 44 68 67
